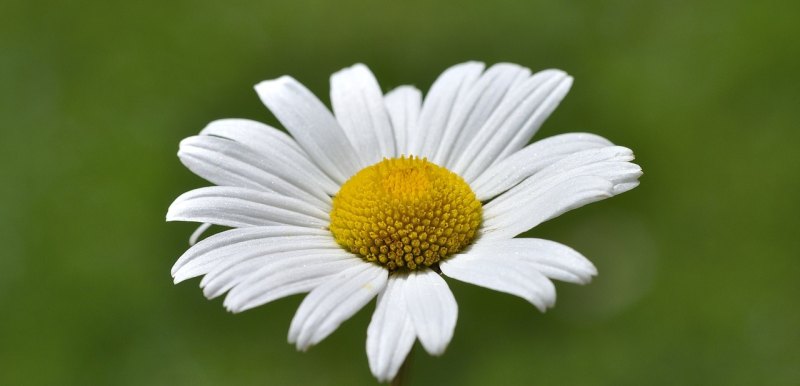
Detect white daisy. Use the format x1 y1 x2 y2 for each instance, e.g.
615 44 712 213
167 62 641 382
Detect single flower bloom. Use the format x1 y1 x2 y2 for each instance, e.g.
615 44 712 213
167 62 641 382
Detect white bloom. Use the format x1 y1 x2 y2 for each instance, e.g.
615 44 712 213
167 62 641 382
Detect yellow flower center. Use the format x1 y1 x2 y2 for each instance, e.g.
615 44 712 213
330 157 482 271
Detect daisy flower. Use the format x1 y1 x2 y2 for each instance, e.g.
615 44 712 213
167 62 641 382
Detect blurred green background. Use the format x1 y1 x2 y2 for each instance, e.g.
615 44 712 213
2 0 798 384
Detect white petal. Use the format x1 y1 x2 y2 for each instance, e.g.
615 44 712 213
200 118 304 154
480 146 642 240
408 62 484 158
200 119 339 195
486 146 640 214
288 263 388 351
490 238 598 284
200 247 339 299
178 137 282 190
403 270 457 356
384 86 422 156
367 275 416 382
433 63 531 166
166 186 329 229
188 222 212 246
178 135 331 210
440 249 556 312
171 226 333 283
613 181 640 194
255 76 361 183
511 146 637 184
470 133 613 200
224 251 363 312
451 70 573 181
493 74 574 161
331 64 396 163
481 176 616 241
441 238 595 309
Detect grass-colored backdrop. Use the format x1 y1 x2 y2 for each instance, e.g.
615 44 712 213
2 0 798 384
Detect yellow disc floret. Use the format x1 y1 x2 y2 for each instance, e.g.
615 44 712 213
330 157 482 271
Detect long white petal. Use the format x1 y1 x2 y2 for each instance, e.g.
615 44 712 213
179 135 331 209
482 238 595 283
440 250 556 312
367 275 416 382
403 270 457 356
224 252 363 312
171 226 334 283
331 64 396 164
470 133 613 199
486 238 598 284
481 176 616 241
485 146 640 215
384 86 422 156
409 62 484 158
255 76 361 183
288 263 388 351
480 146 642 240
178 138 291 193
200 118 304 155
510 146 636 185
494 75 574 161
166 186 329 229
451 70 573 181
434 63 531 166
199 119 339 194
200 247 339 299
188 222 212 246
441 239 596 310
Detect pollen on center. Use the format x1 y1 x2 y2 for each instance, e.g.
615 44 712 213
329 156 482 271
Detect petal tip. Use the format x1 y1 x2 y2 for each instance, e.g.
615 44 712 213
254 75 296 94
170 270 183 284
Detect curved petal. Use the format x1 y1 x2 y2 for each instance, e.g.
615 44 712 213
199 248 341 299
480 146 641 241
255 76 361 183
470 133 613 199
171 226 334 283
494 74 574 161
384 86 422 156
434 63 531 166
199 118 339 194
486 146 641 214
331 64 396 163
440 248 556 312
288 263 388 351
482 176 616 241
179 135 331 209
451 70 573 181
408 62 484 158
367 275 416 382
487 238 597 285
509 146 636 184
403 270 457 356
200 118 304 154
166 186 329 229
188 222 212 246
441 238 595 310
223 251 363 312
179 137 291 193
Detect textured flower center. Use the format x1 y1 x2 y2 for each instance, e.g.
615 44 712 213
330 157 482 271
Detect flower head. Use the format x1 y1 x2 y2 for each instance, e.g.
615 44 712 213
167 62 641 382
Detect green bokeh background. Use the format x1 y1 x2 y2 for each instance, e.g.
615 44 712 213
2 0 798 384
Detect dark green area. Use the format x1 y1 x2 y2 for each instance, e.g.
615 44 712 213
2 0 798 384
